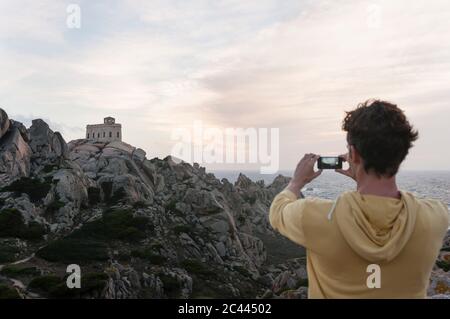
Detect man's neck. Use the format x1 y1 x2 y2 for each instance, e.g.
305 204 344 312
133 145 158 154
357 173 400 199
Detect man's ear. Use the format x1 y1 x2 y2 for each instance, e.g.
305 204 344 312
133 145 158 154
350 145 361 164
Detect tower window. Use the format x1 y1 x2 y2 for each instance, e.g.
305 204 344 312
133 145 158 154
98 133 100 138
109 132 112 138
87 133 89 138
103 132 105 138
117 132 120 138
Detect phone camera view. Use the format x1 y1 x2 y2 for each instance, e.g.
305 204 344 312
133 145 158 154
318 157 342 169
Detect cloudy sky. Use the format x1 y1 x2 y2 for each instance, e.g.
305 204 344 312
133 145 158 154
1 0 450 172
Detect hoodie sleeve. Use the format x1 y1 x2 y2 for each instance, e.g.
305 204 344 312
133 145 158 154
269 189 333 247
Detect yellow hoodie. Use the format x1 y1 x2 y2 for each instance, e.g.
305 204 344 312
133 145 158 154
269 189 449 298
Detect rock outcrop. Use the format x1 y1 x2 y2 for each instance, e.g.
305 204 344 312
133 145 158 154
28 119 69 167
0 109 10 138
0 107 297 299
0 107 448 300
0 120 32 185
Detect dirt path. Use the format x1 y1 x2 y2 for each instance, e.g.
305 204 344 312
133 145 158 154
0 250 43 299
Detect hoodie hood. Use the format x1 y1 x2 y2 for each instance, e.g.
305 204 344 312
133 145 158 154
334 191 418 263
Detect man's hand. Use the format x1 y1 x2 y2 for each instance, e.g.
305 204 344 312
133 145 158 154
335 153 356 181
286 153 322 196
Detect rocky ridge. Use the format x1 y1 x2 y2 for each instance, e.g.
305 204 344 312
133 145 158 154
0 108 448 299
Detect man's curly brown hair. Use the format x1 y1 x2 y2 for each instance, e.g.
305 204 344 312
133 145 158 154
342 99 419 177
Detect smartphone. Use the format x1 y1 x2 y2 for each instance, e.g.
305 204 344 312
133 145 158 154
317 156 342 170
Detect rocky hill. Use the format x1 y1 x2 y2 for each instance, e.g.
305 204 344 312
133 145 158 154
0 108 448 299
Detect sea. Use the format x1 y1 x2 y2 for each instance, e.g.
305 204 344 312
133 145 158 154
211 170 450 208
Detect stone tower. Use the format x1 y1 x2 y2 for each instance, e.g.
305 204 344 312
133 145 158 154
86 117 122 142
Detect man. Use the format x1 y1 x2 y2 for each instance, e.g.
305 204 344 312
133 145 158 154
269 99 449 298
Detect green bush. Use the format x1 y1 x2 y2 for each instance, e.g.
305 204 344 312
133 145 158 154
0 284 20 299
436 260 450 272
43 164 57 173
50 272 109 298
24 221 47 240
103 209 148 237
159 274 180 298
88 187 101 206
31 278 78 298
45 283 78 298
233 266 252 278
117 251 131 262
165 199 177 212
150 242 164 251
108 187 127 205
100 183 127 205
133 201 147 209
29 273 109 298
190 278 222 298
36 238 108 263
1 177 52 203
0 209 24 238
70 209 149 242
44 175 56 185
45 200 65 215
180 259 214 277
0 245 19 263
131 248 166 265
81 272 109 293
37 209 152 263
296 278 309 288
28 275 61 292
0 266 40 277
165 199 185 216
100 181 113 202
0 209 46 240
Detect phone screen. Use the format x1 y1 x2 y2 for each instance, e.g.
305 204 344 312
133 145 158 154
318 157 342 169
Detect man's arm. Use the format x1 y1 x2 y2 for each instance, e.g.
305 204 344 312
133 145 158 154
285 153 322 197
269 154 323 246
269 189 309 246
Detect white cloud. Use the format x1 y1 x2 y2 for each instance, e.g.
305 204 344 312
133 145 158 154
0 0 66 42
0 0 449 170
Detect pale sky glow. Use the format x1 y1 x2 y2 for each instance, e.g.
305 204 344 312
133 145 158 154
1 0 450 171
